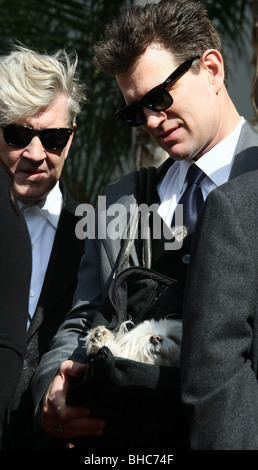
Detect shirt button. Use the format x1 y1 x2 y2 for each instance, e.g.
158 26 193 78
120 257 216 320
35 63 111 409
182 254 191 264
29 290 35 297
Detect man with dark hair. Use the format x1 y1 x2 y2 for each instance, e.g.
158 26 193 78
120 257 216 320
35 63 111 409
32 0 258 450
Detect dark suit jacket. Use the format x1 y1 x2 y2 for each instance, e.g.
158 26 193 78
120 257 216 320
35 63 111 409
181 169 258 449
0 166 31 432
1 179 84 449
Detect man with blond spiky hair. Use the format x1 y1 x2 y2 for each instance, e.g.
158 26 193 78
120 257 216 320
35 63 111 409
0 45 86 449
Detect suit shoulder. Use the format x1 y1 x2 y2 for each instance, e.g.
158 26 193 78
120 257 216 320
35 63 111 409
242 120 258 143
218 170 258 200
204 170 258 229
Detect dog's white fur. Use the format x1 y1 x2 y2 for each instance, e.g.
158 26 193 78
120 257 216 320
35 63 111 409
85 318 182 366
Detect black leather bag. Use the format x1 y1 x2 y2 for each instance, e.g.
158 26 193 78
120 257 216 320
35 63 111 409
66 264 184 446
66 345 182 445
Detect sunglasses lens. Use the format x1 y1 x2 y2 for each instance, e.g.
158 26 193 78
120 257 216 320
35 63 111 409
2 125 72 149
3 125 32 146
143 88 173 111
115 88 173 127
117 104 146 127
41 129 72 149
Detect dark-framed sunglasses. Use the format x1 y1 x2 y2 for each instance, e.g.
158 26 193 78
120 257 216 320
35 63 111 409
1 124 74 150
115 56 201 127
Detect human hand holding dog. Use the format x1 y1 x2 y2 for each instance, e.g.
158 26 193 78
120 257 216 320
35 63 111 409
41 360 106 439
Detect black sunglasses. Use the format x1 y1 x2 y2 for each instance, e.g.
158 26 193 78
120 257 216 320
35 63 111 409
115 56 200 127
1 124 73 150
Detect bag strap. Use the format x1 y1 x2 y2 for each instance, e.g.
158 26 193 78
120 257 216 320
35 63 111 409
115 166 158 275
115 158 174 276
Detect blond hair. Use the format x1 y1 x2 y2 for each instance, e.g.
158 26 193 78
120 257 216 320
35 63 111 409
0 45 86 125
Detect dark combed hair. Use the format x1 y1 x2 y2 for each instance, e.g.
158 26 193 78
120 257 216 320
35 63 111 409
93 0 227 85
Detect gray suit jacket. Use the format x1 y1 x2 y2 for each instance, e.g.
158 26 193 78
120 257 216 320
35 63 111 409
181 169 258 450
32 121 258 435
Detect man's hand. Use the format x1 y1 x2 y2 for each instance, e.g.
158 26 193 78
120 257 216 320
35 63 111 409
41 360 106 439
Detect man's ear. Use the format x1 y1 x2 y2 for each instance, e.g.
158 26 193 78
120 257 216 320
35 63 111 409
201 49 225 93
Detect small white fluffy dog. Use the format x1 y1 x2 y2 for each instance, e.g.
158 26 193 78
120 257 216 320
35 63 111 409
85 318 182 366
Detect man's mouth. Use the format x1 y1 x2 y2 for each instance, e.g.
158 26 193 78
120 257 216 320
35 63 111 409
18 168 45 180
20 168 44 174
159 125 180 142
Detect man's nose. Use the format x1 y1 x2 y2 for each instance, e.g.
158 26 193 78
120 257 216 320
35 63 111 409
21 136 47 161
143 108 167 128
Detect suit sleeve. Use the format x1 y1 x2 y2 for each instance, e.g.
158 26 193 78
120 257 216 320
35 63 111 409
181 186 258 450
31 232 105 413
0 168 31 427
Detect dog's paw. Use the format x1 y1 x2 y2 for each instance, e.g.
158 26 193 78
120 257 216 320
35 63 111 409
85 326 115 355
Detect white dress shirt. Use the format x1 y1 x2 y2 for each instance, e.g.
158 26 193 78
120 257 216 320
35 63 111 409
157 118 245 226
19 182 62 328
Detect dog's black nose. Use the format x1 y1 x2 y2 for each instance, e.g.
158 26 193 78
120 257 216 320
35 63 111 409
150 334 162 345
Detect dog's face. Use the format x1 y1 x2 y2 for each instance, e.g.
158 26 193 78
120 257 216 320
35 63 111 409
116 318 182 366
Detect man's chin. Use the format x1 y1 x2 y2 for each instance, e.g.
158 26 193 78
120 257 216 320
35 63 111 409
14 178 56 205
15 188 48 206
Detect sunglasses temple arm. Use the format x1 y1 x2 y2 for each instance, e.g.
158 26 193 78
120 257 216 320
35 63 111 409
163 56 200 87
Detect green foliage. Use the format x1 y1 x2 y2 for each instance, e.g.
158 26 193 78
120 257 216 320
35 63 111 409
0 0 253 203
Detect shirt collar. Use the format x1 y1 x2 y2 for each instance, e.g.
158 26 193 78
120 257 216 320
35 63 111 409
38 182 62 229
178 117 245 192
